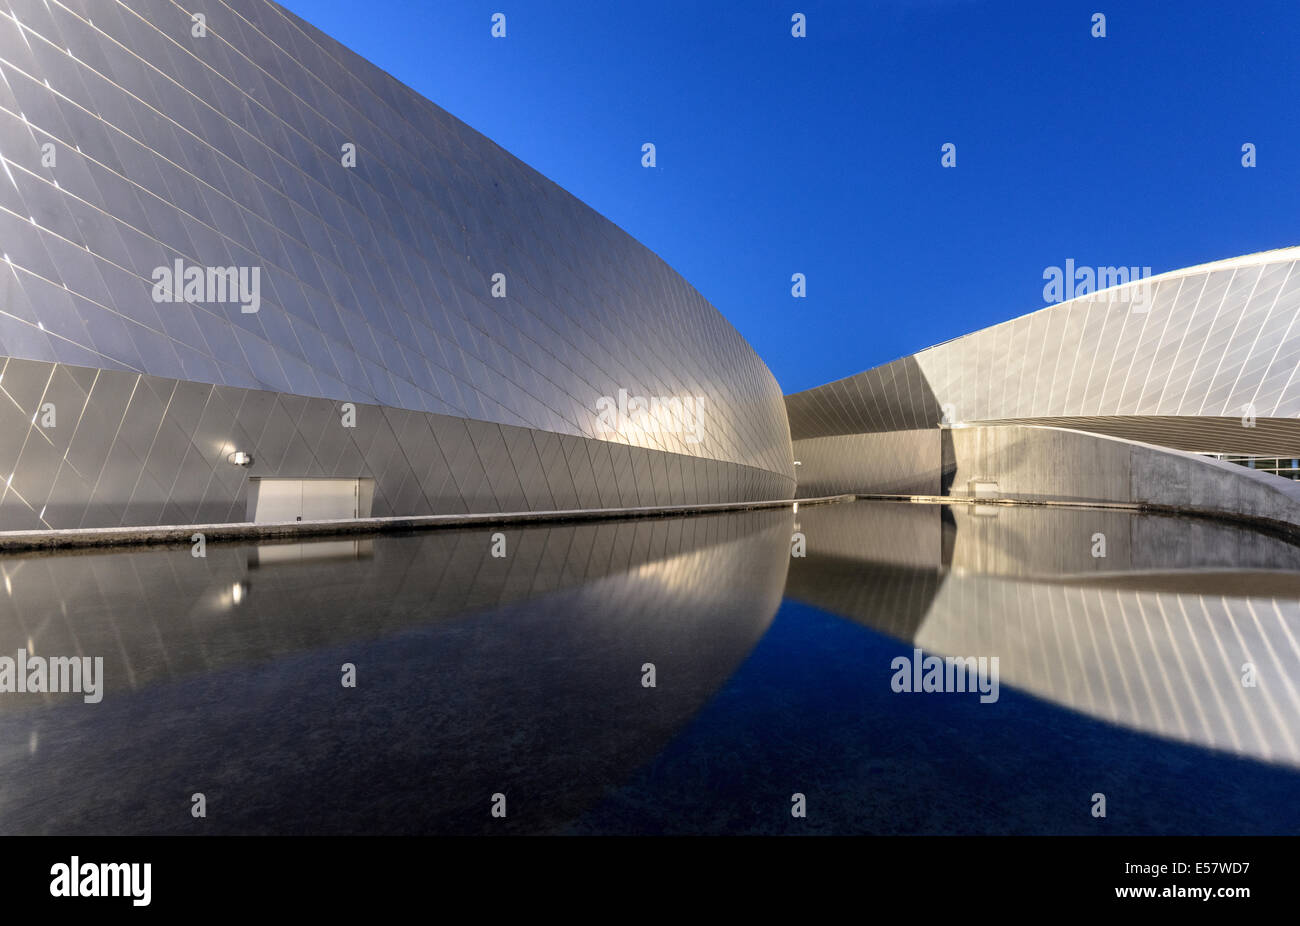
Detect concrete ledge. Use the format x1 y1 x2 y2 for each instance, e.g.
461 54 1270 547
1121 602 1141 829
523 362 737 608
832 424 1300 546
858 493 1300 545
0 495 852 554
864 493 1156 510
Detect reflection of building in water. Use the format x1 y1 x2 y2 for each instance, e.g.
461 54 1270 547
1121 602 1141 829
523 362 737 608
919 574 1300 767
0 510 790 699
0 508 791 834
248 539 375 568
787 501 1300 768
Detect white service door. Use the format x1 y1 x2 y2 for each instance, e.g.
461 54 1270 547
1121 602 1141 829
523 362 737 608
300 479 359 520
253 479 303 523
253 478 359 522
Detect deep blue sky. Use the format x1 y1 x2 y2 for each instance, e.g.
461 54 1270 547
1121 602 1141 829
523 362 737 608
278 0 1300 394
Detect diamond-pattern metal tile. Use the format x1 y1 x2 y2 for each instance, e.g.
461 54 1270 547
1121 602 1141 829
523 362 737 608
787 250 1300 459
0 0 795 530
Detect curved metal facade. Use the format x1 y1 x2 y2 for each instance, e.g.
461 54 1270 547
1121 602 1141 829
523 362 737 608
0 0 794 529
788 247 1300 455
787 247 1300 521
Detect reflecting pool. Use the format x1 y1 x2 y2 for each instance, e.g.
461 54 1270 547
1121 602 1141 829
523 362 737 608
1 500 1298 834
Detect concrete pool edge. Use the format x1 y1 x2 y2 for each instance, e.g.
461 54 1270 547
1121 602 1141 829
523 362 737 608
0 495 851 553
860 493 1300 545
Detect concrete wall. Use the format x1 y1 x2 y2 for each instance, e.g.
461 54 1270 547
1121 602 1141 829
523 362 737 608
949 424 1300 533
948 425 1129 503
789 420 1300 535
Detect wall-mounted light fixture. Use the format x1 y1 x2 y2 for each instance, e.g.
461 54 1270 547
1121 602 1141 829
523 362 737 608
227 450 254 466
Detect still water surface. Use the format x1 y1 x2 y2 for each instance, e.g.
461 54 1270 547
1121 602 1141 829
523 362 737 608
1 500 1298 834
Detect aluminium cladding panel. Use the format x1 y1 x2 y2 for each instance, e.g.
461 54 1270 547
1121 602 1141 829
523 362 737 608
911 256 1300 424
0 355 793 531
785 250 1300 440
0 0 794 513
790 430 941 498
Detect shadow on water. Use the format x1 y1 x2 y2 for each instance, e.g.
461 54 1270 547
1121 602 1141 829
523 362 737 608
1 500 1298 834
